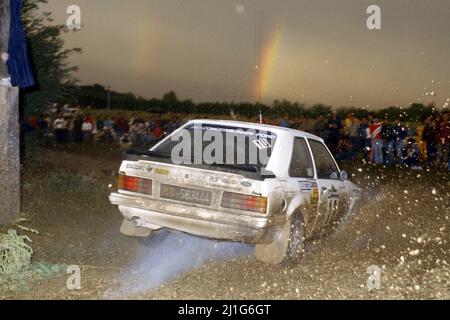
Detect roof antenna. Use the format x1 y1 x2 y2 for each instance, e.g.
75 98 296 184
254 7 263 124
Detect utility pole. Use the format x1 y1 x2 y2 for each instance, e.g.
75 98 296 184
0 0 20 225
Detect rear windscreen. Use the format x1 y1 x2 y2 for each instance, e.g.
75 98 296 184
152 123 277 167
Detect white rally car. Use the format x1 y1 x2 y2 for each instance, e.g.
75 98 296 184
109 120 361 264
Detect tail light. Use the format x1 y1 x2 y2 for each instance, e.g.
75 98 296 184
221 192 268 214
117 174 152 195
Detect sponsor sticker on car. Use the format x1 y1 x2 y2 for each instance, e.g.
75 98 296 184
298 181 312 191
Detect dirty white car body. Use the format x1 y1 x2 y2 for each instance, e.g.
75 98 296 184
109 120 361 263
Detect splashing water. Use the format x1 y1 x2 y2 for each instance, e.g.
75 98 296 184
107 230 253 298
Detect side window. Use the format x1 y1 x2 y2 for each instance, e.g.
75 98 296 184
289 138 314 178
309 140 339 179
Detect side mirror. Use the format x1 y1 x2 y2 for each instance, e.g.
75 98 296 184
340 170 348 182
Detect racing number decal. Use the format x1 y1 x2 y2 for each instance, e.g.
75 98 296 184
325 198 338 225
324 185 339 225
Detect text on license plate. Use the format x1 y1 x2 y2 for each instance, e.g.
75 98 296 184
160 184 212 206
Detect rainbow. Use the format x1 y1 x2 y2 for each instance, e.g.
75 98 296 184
131 18 160 75
255 24 283 101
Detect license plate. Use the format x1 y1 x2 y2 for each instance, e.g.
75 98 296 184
160 184 212 206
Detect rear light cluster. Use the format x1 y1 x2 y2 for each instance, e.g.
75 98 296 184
221 192 268 214
117 174 152 195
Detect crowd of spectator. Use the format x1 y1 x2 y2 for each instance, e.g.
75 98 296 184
275 111 450 170
23 111 183 150
23 107 450 170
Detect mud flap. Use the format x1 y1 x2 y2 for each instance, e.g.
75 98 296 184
120 219 152 237
254 218 291 264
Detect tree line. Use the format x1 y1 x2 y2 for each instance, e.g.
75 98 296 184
63 84 439 122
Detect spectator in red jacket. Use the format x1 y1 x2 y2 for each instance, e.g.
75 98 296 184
152 123 163 139
114 113 129 137
370 118 383 164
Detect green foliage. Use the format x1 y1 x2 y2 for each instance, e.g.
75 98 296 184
21 0 81 115
0 229 33 276
403 103 435 122
0 259 66 296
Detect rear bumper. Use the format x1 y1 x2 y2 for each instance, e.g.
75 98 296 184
109 192 274 243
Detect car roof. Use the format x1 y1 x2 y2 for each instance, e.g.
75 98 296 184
186 119 324 142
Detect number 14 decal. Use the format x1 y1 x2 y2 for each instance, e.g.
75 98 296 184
325 198 339 225
325 185 340 225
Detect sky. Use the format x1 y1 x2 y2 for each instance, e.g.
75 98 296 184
41 0 450 109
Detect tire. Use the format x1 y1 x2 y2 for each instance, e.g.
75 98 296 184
283 213 306 265
254 211 306 264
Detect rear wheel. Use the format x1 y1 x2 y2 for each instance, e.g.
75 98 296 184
283 213 305 265
254 211 305 265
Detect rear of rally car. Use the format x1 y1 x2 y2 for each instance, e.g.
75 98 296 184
109 121 282 244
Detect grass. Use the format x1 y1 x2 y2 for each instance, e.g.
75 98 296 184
21 165 112 223
44 142 124 161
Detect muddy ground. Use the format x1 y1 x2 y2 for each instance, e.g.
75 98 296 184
1 147 449 299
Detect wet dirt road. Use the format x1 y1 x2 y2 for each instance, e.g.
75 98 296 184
2 150 449 299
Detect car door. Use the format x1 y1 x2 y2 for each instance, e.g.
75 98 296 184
307 139 347 236
286 137 318 238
